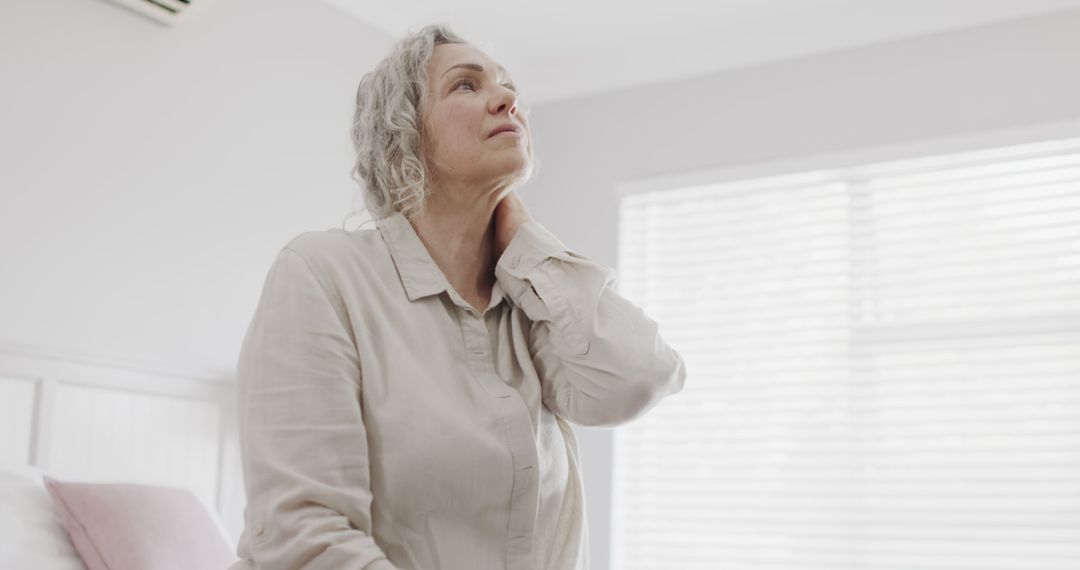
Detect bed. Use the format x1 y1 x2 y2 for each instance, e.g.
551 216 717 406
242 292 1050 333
0 346 243 569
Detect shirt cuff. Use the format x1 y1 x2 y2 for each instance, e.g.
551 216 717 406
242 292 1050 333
495 219 614 355
495 219 570 303
497 220 569 279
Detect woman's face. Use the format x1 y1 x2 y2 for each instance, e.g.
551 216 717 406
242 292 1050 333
422 43 533 194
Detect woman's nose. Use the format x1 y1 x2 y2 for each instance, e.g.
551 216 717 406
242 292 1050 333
492 89 517 116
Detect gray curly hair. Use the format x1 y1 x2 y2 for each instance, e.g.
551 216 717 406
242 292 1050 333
344 23 537 228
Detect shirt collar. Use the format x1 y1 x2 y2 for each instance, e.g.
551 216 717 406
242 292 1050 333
376 210 449 301
375 210 510 314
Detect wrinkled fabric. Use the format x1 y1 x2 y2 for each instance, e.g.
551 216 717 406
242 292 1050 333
229 210 687 570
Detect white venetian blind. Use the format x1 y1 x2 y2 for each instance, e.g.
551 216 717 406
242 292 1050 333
612 136 1080 570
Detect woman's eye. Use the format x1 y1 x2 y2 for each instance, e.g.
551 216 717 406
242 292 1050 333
452 78 517 94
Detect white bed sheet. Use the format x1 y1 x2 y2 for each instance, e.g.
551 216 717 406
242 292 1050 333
0 464 85 570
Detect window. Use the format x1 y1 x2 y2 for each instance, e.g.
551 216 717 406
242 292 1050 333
612 136 1080 570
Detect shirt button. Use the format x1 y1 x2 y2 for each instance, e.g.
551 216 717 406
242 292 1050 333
509 254 521 268
254 524 264 536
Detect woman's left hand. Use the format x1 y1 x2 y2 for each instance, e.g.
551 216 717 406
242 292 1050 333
493 190 534 260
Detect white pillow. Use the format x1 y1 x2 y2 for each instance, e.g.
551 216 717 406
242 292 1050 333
0 463 86 570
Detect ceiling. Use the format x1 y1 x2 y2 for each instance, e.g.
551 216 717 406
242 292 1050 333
320 0 1080 104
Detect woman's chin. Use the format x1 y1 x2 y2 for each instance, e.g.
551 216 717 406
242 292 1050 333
489 153 530 174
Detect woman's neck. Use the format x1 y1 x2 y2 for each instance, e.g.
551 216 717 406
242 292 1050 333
407 193 501 306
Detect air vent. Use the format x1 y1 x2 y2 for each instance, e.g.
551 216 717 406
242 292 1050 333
106 0 207 25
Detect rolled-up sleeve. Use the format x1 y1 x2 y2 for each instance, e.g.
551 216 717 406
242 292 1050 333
494 220 687 428
235 246 400 570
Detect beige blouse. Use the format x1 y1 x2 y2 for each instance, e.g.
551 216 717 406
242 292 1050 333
229 210 687 570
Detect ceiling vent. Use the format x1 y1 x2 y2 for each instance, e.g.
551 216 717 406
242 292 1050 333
105 0 207 25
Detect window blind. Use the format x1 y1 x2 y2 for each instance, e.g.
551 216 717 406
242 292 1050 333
611 136 1080 570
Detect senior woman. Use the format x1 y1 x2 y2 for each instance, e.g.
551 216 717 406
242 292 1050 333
230 23 686 570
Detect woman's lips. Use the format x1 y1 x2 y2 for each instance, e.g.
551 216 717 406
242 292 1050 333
488 123 522 137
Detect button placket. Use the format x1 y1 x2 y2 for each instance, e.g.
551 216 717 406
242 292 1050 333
458 310 512 401
462 311 489 359
456 307 539 567
505 413 538 568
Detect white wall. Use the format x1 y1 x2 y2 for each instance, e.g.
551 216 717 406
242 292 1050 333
0 0 391 381
523 10 1080 570
4 2 1080 570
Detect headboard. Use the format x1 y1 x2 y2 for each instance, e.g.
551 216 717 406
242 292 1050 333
0 344 244 548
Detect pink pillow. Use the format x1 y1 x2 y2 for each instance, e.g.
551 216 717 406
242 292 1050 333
43 476 238 570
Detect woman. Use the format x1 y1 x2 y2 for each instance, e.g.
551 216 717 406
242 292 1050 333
230 23 686 570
